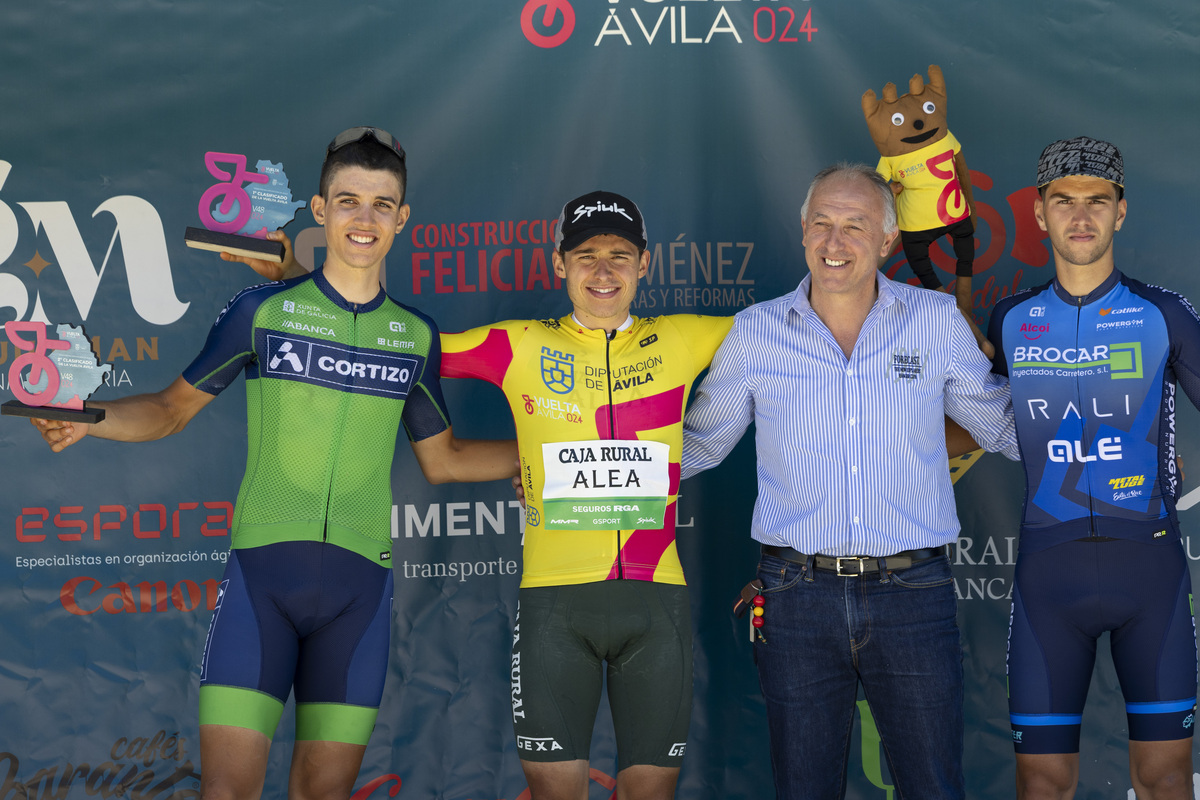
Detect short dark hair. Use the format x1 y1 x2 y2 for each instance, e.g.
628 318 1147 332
318 139 408 204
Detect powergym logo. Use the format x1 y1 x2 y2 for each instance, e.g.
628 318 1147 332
263 333 418 399
520 0 818 48
0 161 189 326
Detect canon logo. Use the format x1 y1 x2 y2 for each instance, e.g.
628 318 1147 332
60 576 220 616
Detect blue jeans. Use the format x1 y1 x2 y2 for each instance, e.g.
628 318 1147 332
754 551 965 800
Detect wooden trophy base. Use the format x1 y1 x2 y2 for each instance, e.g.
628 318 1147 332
185 227 284 262
2 400 106 424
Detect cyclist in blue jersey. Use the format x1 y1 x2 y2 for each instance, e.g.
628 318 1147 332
31 128 519 800
988 137 1200 800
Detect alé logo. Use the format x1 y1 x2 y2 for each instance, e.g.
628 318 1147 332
0 161 188 326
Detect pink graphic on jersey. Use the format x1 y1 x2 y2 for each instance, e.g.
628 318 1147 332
439 327 516 385
596 385 687 580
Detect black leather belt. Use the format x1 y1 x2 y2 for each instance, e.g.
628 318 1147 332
761 544 947 576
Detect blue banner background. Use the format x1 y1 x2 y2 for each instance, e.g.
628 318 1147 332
1 1 1198 797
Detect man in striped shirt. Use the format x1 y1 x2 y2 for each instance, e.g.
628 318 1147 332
681 163 1018 800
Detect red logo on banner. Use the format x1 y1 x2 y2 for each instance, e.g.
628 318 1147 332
884 172 1052 327
352 774 402 800
521 0 575 48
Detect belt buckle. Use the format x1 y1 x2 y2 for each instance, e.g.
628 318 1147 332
835 556 866 577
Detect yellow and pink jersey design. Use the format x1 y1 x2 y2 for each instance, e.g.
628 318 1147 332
441 314 731 588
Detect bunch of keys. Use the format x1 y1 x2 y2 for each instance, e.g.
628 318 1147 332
733 579 767 644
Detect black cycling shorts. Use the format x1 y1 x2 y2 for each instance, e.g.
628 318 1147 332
510 580 693 770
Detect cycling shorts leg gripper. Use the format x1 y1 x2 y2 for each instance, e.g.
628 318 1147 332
199 685 285 738
295 703 380 745
1111 543 1198 742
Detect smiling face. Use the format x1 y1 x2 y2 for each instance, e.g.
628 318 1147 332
1035 174 1126 271
862 65 951 157
310 165 410 276
802 173 898 307
553 234 649 330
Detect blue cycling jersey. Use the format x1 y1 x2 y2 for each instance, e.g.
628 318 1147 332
988 269 1200 553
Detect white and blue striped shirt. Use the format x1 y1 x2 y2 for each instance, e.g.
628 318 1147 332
682 272 1018 557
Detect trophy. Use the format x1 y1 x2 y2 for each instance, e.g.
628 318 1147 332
184 152 307 262
2 321 111 423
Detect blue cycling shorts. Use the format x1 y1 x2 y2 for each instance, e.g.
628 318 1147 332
198 541 394 745
1007 538 1197 754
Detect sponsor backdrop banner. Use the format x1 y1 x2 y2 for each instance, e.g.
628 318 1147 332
1 1 1197 797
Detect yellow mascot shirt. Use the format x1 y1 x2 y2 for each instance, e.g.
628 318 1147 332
876 131 969 231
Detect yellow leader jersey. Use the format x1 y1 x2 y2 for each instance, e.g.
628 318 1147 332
441 314 732 588
876 131 968 231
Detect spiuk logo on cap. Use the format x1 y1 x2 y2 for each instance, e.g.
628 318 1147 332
555 190 648 253
1036 136 1124 188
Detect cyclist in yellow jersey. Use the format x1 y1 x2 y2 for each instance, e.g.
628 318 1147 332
440 192 732 800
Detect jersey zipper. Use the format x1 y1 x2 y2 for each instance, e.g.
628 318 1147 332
322 310 357 542
605 328 624 580
1073 296 1098 535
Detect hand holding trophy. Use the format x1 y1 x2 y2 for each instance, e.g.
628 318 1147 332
184 151 306 263
2 321 111 423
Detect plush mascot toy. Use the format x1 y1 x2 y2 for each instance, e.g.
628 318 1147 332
862 65 976 316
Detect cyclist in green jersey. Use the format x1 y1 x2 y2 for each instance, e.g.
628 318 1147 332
30 127 518 800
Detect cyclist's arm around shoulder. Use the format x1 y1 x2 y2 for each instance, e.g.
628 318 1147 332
409 428 519 485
